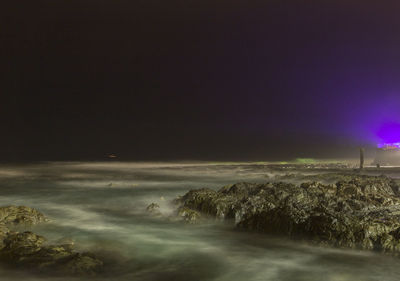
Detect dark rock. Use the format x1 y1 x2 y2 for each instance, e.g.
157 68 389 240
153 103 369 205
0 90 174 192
0 206 104 276
0 224 10 250
0 206 48 226
177 175 400 253
0 205 46 251
146 203 161 216
56 237 75 251
2 231 46 257
0 231 103 275
60 252 103 275
177 207 201 223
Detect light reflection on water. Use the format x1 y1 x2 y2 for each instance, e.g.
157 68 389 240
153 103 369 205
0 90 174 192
0 162 399 281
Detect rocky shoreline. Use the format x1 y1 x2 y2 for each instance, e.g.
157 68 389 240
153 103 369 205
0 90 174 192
5 171 400 276
174 174 400 254
0 206 103 276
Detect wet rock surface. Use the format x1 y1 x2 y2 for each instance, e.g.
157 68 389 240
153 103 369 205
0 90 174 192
0 206 103 276
177 206 201 223
146 203 162 216
176 175 400 253
0 206 48 226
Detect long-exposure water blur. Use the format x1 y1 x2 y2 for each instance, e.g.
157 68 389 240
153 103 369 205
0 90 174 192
0 162 399 281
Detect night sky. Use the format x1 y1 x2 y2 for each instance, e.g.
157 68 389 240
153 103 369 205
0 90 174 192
2 0 400 161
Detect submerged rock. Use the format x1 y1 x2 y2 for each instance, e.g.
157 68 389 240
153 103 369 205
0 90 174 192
0 206 103 276
177 175 400 253
146 203 161 216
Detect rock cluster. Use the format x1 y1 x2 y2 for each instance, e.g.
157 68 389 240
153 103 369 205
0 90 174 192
176 175 400 253
0 206 103 276
146 203 161 216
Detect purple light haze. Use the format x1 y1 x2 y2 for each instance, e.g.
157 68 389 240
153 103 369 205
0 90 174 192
376 122 400 143
341 96 400 147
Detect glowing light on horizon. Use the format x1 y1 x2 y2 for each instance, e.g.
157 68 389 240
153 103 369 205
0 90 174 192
377 142 400 150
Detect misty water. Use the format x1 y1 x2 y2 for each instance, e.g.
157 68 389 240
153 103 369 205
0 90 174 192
0 162 399 281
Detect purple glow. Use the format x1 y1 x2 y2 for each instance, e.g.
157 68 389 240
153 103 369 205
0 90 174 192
331 92 400 146
376 122 400 150
376 122 400 143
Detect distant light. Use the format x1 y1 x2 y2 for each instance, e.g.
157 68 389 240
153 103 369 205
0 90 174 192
296 158 315 164
377 142 400 150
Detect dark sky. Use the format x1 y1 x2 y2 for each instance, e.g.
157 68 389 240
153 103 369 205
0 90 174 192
2 0 400 161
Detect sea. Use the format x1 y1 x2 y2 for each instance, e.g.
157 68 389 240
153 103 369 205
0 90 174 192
0 161 399 281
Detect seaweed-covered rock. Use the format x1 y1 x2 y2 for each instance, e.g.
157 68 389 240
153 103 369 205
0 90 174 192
2 231 46 257
177 207 201 223
0 205 46 251
0 206 48 225
0 231 103 275
177 175 400 253
0 206 104 276
0 224 10 250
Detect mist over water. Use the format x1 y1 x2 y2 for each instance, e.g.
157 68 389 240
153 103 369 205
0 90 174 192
0 162 399 281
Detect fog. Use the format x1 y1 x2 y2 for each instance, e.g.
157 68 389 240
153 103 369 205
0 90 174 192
0 162 399 281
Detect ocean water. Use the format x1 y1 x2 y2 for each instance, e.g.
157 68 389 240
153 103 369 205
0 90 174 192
0 162 399 281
